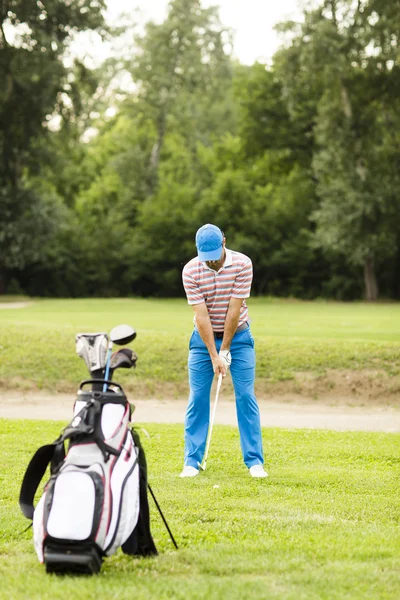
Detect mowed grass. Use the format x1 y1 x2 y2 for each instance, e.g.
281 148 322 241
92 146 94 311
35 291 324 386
0 298 400 396
0 297 400 394
0 419 399 599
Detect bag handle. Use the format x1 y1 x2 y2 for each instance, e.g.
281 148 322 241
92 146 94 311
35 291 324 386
79 379 124 392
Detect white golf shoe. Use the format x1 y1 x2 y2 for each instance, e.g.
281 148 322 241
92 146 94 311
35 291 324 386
179 465 199 478
249 464 268 478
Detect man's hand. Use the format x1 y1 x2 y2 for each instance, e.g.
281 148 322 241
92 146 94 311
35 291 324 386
212 353 230 377
219 350 231 371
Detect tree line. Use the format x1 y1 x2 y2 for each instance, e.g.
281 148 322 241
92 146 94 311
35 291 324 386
1 0 399 301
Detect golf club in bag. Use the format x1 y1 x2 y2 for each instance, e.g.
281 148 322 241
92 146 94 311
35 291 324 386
19 324 177 575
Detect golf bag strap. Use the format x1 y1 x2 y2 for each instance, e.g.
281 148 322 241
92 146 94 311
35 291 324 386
19 442 61 520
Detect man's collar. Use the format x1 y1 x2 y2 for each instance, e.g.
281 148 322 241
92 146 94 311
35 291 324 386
201 248 232 271
224 248 233 267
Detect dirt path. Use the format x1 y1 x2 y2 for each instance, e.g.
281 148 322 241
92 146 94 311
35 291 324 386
1 391 399 432
0 302 33 309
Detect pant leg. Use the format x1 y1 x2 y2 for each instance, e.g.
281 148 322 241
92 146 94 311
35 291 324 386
184 329 215 468
230 327 264 468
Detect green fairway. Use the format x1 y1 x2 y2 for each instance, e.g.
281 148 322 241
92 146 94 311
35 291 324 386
1 419 399 599
0 297 400 396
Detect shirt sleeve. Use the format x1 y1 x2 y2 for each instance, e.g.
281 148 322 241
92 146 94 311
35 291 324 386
182 267 204 305
231 259 253 298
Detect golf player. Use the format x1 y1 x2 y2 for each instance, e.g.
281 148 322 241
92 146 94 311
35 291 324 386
179 223 267 478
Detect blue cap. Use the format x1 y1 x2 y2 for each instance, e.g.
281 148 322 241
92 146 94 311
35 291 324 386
195 224 223 261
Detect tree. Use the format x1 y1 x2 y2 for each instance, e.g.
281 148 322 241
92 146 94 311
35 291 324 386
0 0 106 292
277 0 400 300
231 60 324 298
128 0 234 192
234 61 315 169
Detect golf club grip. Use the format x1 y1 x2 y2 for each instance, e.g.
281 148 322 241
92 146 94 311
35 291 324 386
79 379 123 392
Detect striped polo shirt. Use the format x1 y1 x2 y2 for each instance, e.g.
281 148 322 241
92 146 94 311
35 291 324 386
182 248 252 332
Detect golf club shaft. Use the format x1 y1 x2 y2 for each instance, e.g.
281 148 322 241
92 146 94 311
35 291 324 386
202 373 223 468
102 342 113 391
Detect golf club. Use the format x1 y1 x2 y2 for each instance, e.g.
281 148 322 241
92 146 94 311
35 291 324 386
108 348 137 380
198 372 223 471
75 332 108 376
103 324 137 391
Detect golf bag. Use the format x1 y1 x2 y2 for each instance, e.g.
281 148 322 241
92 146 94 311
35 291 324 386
19 381 157 574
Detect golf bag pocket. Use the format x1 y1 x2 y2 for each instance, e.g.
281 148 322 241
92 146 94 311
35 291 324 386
101 402 129 449
46 468 104 541
33 464 107 563
103 432 140 555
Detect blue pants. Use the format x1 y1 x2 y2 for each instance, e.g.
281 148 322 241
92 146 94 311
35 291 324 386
184 327 264 469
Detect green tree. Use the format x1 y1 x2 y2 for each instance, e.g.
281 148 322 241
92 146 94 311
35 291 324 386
234 62 315 168
63 0 237 297
277 0 400 300
0 0 106 292
128 0 234 192
231 60 324 298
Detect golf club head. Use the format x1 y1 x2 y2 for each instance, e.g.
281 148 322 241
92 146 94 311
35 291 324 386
109 348 138 370
110 324 136 346
75 332 109 373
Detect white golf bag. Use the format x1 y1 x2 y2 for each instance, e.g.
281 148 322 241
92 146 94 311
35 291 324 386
19 382 157 574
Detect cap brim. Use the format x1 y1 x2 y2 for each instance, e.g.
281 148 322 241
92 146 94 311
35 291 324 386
198 246 223 262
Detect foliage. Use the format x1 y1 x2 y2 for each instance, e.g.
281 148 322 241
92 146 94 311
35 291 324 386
127 0 234 191
1 0 400 300
0 0 107 291
275 1 400 300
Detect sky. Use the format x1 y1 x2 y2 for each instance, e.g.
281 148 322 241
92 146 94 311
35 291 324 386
70 0 305 67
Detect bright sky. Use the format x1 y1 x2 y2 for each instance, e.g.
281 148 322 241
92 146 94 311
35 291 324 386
70 0 305 67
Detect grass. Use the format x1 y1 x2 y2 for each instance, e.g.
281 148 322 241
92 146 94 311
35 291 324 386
1 419 399 599
0 297 400 396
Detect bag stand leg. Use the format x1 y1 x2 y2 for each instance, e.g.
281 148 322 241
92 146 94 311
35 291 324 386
148 483 178 550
